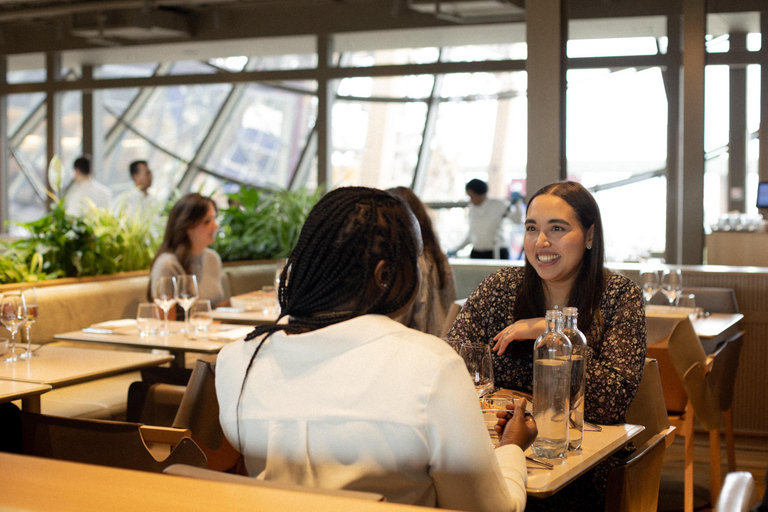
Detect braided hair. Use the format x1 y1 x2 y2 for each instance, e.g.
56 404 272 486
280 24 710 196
234 186 421 451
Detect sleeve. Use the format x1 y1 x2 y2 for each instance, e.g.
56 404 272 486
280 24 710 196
426 355 527 512
446 269 517 346
584 276 648 424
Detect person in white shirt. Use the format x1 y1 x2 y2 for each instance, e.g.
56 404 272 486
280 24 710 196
63 155 112 217
115 160 157 217
215 186 537 511
453 179 522 259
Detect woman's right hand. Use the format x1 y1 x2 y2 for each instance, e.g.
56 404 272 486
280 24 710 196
492 318 546 355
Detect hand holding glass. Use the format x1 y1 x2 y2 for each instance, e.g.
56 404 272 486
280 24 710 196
21 288 38 358
175 274 199 333
0 292 27 363
189 300 213 337
136 303 161 337
153 276 177 335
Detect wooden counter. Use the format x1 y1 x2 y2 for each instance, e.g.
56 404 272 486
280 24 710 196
706 232 768 266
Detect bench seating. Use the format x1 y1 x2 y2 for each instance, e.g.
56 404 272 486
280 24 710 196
2 261 279 420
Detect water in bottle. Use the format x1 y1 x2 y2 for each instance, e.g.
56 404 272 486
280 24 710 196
532 309 572 459
562 307 587 451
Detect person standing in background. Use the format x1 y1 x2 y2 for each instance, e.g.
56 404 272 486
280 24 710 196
63 155 112 217
451 179 521 259
115 160 156 216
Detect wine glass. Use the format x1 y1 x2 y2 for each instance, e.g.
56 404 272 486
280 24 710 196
153 276 177 335
175 275 199 334
21 288 38 358
661 268 683 306
189 300 213 337
638 270 660 305
0 292 27 363
459 342 495 398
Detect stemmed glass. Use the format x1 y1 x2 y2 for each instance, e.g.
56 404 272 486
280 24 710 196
1 292 27 363
153 276 177 335
638 270 660 305
459 342 495 398
21 288 38 358
175 275 199 334
661 268 684 306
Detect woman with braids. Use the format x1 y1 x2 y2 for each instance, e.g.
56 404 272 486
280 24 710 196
446 181 646 511
215 187 536 511
387 186 457 337
149 192 225 307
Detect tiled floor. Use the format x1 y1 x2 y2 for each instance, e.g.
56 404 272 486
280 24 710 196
658 432 767 511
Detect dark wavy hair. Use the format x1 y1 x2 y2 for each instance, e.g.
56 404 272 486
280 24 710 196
152 192 217 275
234 186 421 451
387 186 452 291
513 181 607 333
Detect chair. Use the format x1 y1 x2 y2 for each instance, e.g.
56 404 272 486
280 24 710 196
163 464 386 501
0 403 207 473
136 356 242 472
646 314 746 512
715 472 756 512
603 358 675 512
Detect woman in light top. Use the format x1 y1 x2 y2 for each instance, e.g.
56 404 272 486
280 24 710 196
149 192 225 307
215 186 536 511
387 186 457 337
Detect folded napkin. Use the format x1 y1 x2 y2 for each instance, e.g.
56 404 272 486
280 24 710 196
84 319 138 334
207 326 254 341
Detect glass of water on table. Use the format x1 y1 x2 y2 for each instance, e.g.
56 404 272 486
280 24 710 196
189 300 213 337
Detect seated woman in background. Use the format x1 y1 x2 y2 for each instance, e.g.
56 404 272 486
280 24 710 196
149 192 225 308
387 186 457 337
215 187 536 511
446 180 646 511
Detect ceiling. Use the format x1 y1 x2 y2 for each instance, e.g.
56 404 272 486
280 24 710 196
0 0 763 68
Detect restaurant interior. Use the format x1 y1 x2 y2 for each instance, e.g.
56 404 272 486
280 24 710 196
1 0 767 511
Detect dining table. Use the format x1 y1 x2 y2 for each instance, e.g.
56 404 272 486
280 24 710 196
645 305 743 353
0 379 52 412
0 345 173 412
53 320 254 369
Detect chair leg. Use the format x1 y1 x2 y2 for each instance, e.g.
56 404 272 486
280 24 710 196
683 411 695 512
709 428 722 505
724 408 736 472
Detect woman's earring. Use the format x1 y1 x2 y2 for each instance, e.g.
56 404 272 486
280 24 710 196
586 244 592 250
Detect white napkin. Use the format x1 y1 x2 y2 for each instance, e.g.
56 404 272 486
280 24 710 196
207 326 254 341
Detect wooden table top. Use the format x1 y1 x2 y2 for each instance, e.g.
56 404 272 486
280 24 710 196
0 379 51 403
0 452 439 512
0 345 173 388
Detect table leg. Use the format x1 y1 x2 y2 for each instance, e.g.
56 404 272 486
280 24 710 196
21 395 41 413
169 351 186 370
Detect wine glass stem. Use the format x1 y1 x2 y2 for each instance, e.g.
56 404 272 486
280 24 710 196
184 307 190 333
25 324 31 354
10 329 16 356
164 309 170 335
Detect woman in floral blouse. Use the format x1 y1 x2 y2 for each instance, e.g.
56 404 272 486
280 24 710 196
446 181 646 510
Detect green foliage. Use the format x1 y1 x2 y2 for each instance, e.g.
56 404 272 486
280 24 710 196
214 187 321 262
0 202 162 284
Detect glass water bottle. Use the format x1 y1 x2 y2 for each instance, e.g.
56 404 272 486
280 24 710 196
562 307 587 451
532 309 572 459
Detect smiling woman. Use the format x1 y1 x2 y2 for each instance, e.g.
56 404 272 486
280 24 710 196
445 181 647 512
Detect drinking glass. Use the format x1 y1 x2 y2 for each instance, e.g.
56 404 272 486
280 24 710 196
175 274 199 334
189 300 213 337
638 269 660 304
0 292 27 363
136 303 161 337
21 287 38 358
661 268 683 306
153 276 177 335
459 342 495 398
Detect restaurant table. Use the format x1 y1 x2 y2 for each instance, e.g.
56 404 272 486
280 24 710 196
0 345 173 413
0 379 52 413
211 307 278 325
53 320 254 369
645 305 743 353
525 423 645 498
0 452 433 512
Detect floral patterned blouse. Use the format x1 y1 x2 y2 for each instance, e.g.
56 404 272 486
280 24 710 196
446 267 647 424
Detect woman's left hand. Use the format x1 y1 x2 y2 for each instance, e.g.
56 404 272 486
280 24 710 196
492 318 546 355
